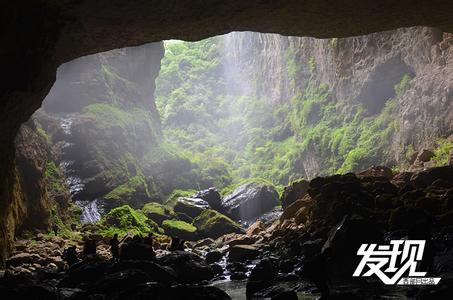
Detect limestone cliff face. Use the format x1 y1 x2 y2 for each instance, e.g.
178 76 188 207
36 42 198 211
38 43 164 202
225 27 453 178
0 121 71 265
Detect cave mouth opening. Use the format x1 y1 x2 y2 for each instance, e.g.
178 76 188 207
5 22 453 299
27 28 445 229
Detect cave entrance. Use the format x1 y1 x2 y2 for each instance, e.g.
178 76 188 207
25 27 448 232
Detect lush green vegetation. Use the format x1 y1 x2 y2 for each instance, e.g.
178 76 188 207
163 189 197 206
432 138 453 166
103 175 150 201
142 202 177 224
156 38 299 188
98 205 159 237
45 161 66 194
161 219 197 240
192 209 242 239
155 38 408 189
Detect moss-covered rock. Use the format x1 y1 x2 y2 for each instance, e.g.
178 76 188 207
174 197 209 219
142 202 177 225
193 209 243 239
101 175 151 211
98 205 155 237
176 212 193 223
161 219 198 241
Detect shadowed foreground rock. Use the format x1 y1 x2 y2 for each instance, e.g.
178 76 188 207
1 166 453 299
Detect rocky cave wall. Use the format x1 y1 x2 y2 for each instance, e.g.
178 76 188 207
0 121 72 265
226 27 453 178
2 0 453 264
36 42 174 209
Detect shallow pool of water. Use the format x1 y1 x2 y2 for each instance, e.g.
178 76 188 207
211 279 321 300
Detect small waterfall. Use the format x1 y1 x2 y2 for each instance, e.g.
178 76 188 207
78 200 102 224
58 116 101 224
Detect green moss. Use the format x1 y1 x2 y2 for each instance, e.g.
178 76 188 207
98 205 155 237
104 175 150 201
142 202 177 224
164 189 197 206
162 219 197 233
45 161 59 179
154 36 410 189
285 48 298 80
330 38 338 49
36 126 51 144
394 74 412 97
161 219 197 240
45 161 66 194
432 138 453 166
192 209 242 239
49 207 81 240
308 57 317 73
83 103 134 130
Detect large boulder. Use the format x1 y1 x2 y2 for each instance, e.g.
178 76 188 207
193 187 222 211
320 215 383 279
142 202 177 225
388 206 430 231
417 149 435 163
6 253 41 268
228 245 260 261
91 269 152 296
246 259 278 298
280 179 309 209
307 174 375 226
410 166 453 188
158 251 214 283
119 242 156 261
222 183 279 221
357 165 393 179
111 260 177 285
193 209 243 239
98 204 156 236
279 197 313 224
174 197 210 218
161 219 198 241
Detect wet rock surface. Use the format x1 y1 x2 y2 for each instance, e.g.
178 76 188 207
222 183 279 221
174 197 210 219
193 209 244 239
193 188 223 212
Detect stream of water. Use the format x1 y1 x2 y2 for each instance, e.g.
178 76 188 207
58 116 101 224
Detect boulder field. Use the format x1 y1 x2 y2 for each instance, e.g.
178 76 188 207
1 165 453 299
